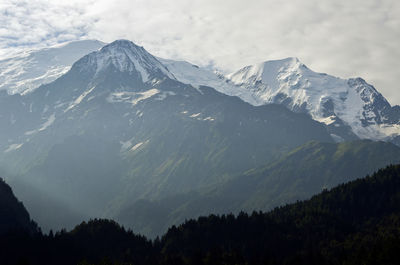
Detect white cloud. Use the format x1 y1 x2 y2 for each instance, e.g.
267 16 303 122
0 0 95 56
1 0 400 104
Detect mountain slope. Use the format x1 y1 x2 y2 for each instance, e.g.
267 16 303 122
0 177 38 235
116 139 400 237
228 139 400 210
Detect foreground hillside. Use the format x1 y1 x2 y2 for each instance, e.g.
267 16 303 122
160 164 400 265
2 164 400 264
0 178 38 235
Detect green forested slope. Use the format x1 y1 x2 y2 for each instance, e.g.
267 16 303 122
117 140 400 237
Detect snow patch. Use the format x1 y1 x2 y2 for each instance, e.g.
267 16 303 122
130 142 144 152
107 89 160 106
203 117 215 121
190 113 201 118
39 113 55 131
129 140 150 152
316 115 336 126
64 86 96 112
25 113 55 135
4 143 23 153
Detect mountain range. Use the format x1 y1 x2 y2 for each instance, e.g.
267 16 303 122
2 40 400 143
0 39 399 236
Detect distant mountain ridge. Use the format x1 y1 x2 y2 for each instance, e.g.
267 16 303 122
161 56 400 142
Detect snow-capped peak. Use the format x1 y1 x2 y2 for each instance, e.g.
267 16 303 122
227 57 304 86
76 39 175 83
225 57 400 141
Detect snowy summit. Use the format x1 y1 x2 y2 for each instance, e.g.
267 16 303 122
75 40 175 83
226 57 400 141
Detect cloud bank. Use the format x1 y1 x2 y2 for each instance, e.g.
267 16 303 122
1 0 400 104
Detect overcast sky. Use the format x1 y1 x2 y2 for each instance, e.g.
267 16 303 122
1 0 399 104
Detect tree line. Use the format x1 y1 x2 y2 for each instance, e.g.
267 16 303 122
2 164 400 264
